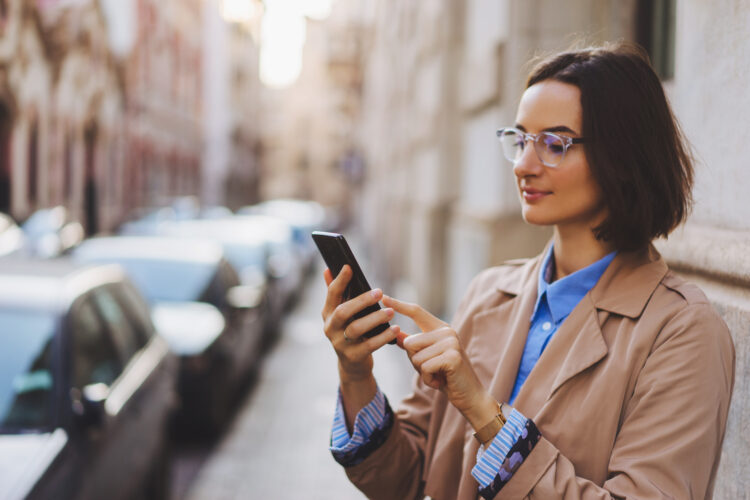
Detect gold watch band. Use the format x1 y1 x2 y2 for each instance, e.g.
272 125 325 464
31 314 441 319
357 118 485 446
473 402 507 445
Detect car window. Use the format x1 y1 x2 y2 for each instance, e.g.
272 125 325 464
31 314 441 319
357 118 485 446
112 282 154 346
91 287 141 363
0 309 56 432
70 297 122 389
219 259 241 289
89 258 217 303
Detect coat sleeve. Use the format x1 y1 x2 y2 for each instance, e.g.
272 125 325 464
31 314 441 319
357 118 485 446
343 268 504 500
494 302 735 500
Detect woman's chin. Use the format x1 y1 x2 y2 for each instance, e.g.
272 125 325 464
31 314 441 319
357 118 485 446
521 209 554 227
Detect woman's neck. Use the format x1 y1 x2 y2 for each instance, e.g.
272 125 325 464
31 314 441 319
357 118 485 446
551 226 615 281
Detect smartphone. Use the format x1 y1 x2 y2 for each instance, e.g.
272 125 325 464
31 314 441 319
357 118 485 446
311 231 394 344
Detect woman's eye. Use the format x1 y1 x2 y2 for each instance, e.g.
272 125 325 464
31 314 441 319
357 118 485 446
542 135 565 155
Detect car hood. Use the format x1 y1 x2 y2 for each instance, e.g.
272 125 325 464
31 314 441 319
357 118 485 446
151 301 226 356
0 429 68 500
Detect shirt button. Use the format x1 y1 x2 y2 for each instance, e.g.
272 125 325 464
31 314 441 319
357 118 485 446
542 321 552 331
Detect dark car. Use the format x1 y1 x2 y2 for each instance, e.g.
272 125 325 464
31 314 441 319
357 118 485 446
156 217 301 341
0 260 177 500
71 236 266 433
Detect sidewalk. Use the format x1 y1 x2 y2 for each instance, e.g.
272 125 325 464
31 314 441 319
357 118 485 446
185 257 416 499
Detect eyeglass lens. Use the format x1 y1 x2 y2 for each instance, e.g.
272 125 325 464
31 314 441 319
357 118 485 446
498 130 566 167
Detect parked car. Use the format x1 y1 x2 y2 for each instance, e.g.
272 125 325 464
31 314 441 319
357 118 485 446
117 207 178 237
132 218 292 340
225 214 304 311
0 213 26 258
238 198 329 274
20 207 84 258
0 260 177 500
71 236 266 433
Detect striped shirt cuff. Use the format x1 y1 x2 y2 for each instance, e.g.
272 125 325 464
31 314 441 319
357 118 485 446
330 387 387 454
472 408 529 487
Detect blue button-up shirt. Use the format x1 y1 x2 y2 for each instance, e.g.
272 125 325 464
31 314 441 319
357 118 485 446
509 246 616 404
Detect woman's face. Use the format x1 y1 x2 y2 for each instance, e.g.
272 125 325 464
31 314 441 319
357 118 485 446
513 80 607 233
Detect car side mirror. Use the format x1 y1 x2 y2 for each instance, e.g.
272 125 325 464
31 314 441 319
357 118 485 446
71 383 109 428
226 285 263 310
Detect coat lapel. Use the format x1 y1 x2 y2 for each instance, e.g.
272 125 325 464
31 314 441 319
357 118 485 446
511 294 609 419
455 256 543 500
512 245 669 421
484 266 541 404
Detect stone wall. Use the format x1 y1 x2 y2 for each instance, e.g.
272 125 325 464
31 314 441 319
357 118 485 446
657 0 750 495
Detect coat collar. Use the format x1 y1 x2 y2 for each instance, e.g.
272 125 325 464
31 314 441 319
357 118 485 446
589 244 668 318
493 243 667 318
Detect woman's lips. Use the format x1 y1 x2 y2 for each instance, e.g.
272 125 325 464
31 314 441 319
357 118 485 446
521 188 551 202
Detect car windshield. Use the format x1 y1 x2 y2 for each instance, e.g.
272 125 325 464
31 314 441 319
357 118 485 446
0 309 57 433
222 243 267 273
97 258 218 304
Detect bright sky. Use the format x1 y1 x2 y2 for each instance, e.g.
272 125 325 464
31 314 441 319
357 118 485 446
257 0 333 88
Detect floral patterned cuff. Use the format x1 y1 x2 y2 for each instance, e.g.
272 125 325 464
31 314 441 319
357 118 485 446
476 417 542 499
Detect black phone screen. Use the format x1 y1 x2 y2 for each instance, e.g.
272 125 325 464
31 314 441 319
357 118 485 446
311 231 393 343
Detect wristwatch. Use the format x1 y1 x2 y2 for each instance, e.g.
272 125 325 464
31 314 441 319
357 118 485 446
473 401 507 445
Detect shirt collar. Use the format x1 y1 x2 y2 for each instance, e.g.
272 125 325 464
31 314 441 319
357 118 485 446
534 245 617 324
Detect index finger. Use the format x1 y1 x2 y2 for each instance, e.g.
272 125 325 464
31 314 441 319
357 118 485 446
383 295 448 332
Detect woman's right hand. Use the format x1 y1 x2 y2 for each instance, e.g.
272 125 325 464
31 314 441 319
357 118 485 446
321 265 400 383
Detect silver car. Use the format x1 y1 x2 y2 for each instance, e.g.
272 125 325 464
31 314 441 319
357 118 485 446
0 260 177 500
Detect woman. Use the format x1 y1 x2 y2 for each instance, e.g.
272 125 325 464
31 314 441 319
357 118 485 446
321 43 734 500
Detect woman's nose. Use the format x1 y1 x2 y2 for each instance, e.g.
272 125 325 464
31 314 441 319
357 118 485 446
512 142 544 178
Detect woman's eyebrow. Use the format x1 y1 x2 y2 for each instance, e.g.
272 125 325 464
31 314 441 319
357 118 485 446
544 125 579 135
514 123 580 135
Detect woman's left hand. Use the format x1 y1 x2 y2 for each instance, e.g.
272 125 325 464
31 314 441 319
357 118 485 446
382 295 499 430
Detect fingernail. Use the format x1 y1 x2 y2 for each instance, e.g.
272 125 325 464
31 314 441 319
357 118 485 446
384 308 394 317
371 289 382 299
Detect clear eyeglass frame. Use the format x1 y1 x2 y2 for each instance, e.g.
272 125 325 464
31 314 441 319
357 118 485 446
496 127 587 167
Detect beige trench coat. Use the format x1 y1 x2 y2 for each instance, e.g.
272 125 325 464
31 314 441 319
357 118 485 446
344 246 735 499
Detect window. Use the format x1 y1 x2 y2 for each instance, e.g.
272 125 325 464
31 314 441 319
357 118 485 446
69 298 122 389
91 287 141 362
112 281 155 348
28 119 39 206
636 0 676 80
0 0 8 33
0 310 56 431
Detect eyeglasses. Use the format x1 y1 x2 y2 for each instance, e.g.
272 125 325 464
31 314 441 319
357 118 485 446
496 127 587 167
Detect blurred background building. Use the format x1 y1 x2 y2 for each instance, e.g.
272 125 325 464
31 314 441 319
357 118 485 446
0 0 264 234
0 0 747 497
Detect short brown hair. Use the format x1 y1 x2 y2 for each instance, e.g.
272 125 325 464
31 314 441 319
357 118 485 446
526 42 693 251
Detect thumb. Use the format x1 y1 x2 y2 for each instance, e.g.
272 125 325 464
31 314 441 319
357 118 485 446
383 295 447 332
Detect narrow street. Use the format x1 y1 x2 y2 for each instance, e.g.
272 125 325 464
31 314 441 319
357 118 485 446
177 255 416 499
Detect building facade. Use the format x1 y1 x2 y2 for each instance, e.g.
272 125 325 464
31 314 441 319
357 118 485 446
0 0 127 233
0 0 264 232
126 0 204 212
203 0 264 210
258 2 369 220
